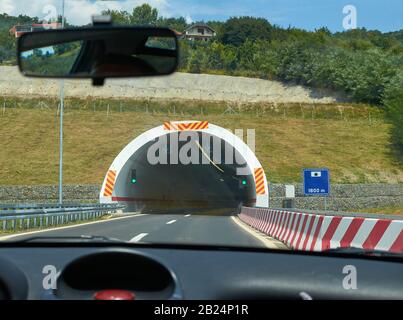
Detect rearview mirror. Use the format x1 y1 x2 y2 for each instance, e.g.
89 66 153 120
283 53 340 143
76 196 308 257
17 26 178 84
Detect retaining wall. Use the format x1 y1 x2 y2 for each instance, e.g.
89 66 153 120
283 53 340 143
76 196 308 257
0 185 100 203
268 183 402 211
0 183 401 211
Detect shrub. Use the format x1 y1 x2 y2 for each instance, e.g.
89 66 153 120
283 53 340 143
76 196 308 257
383 72 403 157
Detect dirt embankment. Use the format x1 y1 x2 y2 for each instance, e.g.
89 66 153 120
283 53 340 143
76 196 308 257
0 66 349 103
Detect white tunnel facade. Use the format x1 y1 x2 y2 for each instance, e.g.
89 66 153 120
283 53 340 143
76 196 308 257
100 121 269 209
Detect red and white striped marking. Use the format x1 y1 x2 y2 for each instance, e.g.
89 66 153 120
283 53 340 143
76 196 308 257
103 170 116 197
239 207 403 253
254 168 265 195
163 121 209 131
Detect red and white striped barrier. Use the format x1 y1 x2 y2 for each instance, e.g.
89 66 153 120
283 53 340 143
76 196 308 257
239 207 403 253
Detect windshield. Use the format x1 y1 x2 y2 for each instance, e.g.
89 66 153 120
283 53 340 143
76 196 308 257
0 0 401 255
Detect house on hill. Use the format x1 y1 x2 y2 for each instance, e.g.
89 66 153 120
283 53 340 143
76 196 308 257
183 23 216 41
9 22 61 38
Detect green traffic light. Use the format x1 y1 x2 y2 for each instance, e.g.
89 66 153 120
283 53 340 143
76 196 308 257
242 180 247 185
131 178 137 184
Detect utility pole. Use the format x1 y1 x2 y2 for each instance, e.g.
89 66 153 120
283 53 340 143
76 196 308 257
58 0 65 205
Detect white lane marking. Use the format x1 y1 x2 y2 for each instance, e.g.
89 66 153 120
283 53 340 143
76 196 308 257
185 214 191 217
166 220 177 225
130 233 148 242
0 213 147 241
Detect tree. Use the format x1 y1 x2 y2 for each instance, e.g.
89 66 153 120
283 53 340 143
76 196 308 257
383 72 403 157
187 49 205 73
219 16 272 46
101 10 131 25
157 17 187 32
102 4 159 26
130 3 158 26
33 48 43 57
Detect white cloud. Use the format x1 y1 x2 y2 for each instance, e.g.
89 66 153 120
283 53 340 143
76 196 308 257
0 0 171 26
0 0 15 15
185 14 193 24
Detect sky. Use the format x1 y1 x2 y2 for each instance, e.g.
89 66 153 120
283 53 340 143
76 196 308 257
0 0 402 32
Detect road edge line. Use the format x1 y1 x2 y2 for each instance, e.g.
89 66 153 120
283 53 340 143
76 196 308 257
231 216 289 250
0 213 147 241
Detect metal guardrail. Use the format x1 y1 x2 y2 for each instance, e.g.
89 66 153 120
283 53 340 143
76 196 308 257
0 203 99 211
0 203 125 232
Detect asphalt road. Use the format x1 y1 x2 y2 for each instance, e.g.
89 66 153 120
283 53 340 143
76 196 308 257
2 210 274 248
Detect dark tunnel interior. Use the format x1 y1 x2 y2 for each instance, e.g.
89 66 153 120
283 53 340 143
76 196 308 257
113 132 256 214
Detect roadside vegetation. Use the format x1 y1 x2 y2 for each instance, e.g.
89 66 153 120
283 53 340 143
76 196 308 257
101 5 403 158
20 41 82 76
0 97 401 185
0 4 403 165
356 206 403 215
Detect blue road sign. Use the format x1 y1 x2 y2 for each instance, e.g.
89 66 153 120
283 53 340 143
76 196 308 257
303 168 330 196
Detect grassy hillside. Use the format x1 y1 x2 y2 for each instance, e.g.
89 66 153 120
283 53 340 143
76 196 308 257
0 97 401 186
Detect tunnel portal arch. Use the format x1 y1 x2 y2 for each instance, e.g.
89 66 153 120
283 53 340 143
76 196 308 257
100 121 269 208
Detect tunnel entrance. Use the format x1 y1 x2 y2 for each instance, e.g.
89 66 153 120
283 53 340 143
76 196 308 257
113 132 255 212
100 121 268 213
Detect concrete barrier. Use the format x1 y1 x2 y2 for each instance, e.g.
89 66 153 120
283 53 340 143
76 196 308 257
239 207 403 253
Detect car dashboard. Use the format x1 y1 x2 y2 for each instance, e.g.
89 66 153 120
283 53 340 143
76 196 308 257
0 243 402 300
